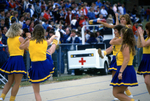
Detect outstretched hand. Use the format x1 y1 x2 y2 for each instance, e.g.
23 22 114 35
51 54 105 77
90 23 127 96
137 27 144 36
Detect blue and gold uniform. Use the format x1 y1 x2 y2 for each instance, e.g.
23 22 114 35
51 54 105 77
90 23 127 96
0 36 26 74
108 37 121 72
137 37 150 75
28 40 55 83
110 47 138 87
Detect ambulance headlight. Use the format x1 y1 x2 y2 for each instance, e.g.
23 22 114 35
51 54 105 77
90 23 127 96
71 55 73 58
91 53 94 56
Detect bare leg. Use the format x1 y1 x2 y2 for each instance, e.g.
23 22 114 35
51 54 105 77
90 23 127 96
105 45 113 55
113 86 131 101
2 74 14 95
112 71 116 78
144 74 150 94
11 74 23 96
47 44 57 55
32 83 41 101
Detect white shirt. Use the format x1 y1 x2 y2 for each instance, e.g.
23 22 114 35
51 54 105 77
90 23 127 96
19 21 24 25
118 6 124 15
100 9 108 17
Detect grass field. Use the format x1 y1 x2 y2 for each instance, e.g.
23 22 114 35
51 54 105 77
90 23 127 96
0 74 93 89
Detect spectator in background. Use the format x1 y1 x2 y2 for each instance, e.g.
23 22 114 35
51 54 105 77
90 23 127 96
66 29 81 75
101 6 108 18
96 0 102 8
87 7 96 20
132 22 138 35
140 6 145 22
34 1 41 18
146 7 150 21
72 7 77 16
85 30 90 42
96 31 103 43
25 4 34 17
29 21 34 32
1 26 8 45
132 5 137 23
41 1 47 12
71 16 78 29
113 4 117 13
81 4 88 18
0 0 7 11
9 0 16 11
12 11 19 23
5 11 11 29
65 9 75 25
19 15 25 25
0 19 5 29
79 15 86 28
16 0 24 18
22 18 31 30
42 19 49 30
24 0 34 11
66 29 81 44
52 5 60 23
107 5 115 23
0 29 7 74
65 1 71 9
59 9 65 22
94 7 100 18
43 9 52 21
118 4 124 15
65 27 71 39
122 4 126 14
86 32 98 44
0 10 5 21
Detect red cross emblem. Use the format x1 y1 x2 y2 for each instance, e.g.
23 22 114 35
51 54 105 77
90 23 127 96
79 58 86 65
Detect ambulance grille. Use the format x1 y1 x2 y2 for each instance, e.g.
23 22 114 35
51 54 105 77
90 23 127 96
71 53 94 58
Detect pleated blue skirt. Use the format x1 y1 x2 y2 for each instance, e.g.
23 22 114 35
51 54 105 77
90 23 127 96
0 56 26 75
110 66 138 87
108 56 117 72
28 52 55 83
137 54 150 75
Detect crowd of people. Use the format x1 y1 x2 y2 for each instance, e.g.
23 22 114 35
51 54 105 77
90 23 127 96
0 0 150 101
0 0 149 46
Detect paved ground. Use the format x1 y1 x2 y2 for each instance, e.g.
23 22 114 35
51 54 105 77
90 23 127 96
0 74 149 101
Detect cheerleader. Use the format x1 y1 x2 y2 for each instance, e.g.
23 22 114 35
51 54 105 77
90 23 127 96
110 27 138 101
99 25 123 76
97 14 134 99
0 23 26 101
137 22 150 94
20 24 60 101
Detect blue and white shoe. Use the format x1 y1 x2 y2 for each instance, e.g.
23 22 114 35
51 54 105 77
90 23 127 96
128 95 133 98
113 97 119 101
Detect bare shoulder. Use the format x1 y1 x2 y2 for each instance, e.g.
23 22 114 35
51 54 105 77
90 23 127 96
19 37 24 43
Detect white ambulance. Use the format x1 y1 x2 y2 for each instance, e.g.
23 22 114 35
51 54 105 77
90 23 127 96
68 24 114 75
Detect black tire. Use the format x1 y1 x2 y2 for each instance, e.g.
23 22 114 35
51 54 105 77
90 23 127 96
100 62 108 75
74 69 83 75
